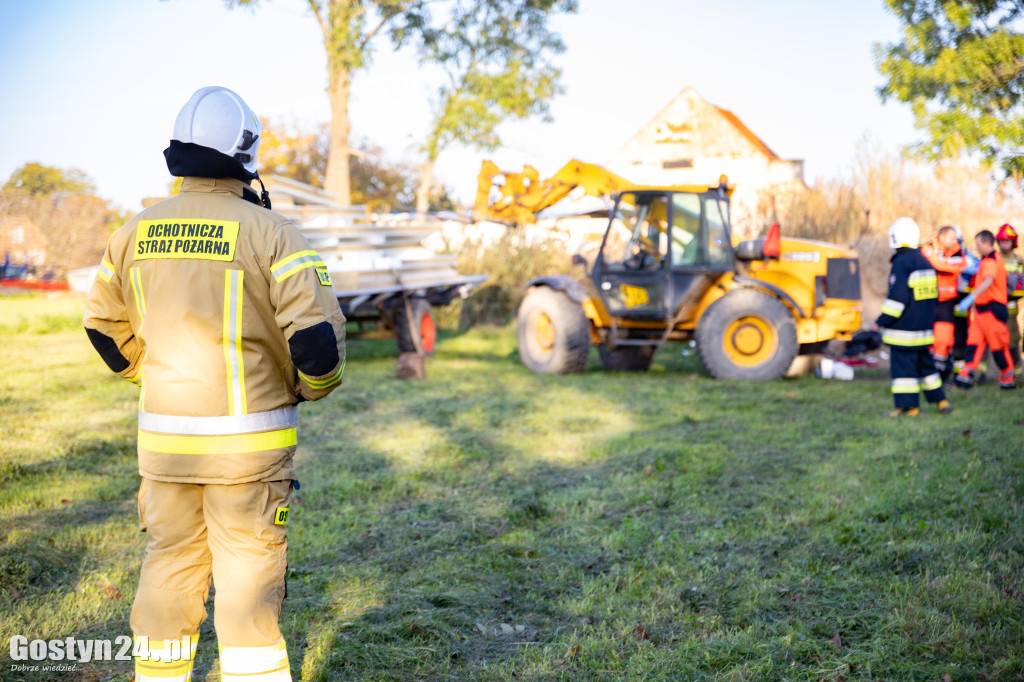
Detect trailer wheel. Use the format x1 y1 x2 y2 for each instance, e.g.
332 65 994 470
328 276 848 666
395 297 436 356
598 342 656 371
695 289 798 380
517 286 591 374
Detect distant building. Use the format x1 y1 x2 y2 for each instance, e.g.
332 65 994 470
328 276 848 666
0 217 48 270
607 87 805 236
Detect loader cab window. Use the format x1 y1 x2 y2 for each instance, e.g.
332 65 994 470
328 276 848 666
670 193 702 266
704 196 732 266
603 193 669 272
669 192 733 267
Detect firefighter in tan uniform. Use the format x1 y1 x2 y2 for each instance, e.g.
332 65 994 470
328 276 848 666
84 86 345 682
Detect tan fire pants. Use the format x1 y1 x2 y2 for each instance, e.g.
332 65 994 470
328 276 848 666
131 478 293 681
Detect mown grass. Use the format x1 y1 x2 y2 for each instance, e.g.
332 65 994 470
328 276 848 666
1 294 1022 681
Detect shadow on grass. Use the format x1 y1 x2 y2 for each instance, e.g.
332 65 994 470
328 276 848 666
7 331 1022 681
271 355 1024 680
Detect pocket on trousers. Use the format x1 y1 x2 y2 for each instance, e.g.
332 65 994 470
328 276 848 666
256 480 292 545
136 479 149 533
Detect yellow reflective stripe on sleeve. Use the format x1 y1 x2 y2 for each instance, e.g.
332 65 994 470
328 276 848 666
137 427 297 455
298 362 344 389
880 298 905 317
130 266 147 318
223 270 247 416
98 258 115 283
271 250 326 283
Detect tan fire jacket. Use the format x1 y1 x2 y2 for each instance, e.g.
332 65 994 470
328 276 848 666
84 177 345 484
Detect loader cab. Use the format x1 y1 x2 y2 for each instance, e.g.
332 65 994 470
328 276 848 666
593 188 733 321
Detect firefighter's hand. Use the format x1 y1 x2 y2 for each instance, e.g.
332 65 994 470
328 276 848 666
870 322 879 332
956 293 976 314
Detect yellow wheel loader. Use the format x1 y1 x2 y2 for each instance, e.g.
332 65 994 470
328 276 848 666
476 160 862 379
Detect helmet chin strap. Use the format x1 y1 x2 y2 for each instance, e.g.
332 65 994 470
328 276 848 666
256 175 272 210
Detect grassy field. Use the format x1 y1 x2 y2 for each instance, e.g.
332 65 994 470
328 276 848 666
1 293 1022 682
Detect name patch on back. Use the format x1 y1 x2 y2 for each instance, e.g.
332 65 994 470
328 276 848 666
135 220 240 261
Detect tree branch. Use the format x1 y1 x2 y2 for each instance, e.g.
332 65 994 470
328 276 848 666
307 0 329 43
358 1 416 51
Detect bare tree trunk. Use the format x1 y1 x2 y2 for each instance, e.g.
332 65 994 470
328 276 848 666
323 74 352 206
415 157 435 218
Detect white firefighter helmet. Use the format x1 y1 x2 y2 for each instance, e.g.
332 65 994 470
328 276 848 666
172 86 262 177
888 216 920 249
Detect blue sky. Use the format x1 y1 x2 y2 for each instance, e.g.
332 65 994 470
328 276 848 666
0 0 915 211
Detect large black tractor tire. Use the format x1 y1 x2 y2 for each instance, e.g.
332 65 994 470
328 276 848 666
517 286 591 374
695 289 798 380
395 297 436 356
598 341 656 371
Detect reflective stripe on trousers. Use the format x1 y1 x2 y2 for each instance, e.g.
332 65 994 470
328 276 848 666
134 635 199 682
220 642 291 680
131 480 292 680
889 347 945 409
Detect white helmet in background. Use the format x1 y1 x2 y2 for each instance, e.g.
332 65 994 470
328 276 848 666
172 86 262 177
888 217 920 249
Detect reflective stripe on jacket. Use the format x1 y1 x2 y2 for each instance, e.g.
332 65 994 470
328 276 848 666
84 177 346 484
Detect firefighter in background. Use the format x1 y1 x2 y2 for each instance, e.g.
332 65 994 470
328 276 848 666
996 223 1024 373
920 225 965 382
950 225 974 371
84 86 346 682
872 217 953 416
954 229 1015 390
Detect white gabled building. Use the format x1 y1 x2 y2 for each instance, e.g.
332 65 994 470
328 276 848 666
606 87 805 237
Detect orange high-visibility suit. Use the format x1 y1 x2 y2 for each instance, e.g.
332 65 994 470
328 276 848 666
921 237 964 379
956 249 1014 389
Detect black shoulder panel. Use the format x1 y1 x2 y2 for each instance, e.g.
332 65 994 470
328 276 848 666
85 328 131 373
289 321 339 377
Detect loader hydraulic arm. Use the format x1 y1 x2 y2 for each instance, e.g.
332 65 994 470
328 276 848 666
474 159 633 225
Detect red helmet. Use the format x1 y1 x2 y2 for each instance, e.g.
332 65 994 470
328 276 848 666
997 223 1018 248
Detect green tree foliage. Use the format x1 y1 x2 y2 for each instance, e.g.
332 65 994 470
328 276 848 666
411 0 577 215
226 0 430 206
875 0 1024 174
225 1 575 210
3 162 96 196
